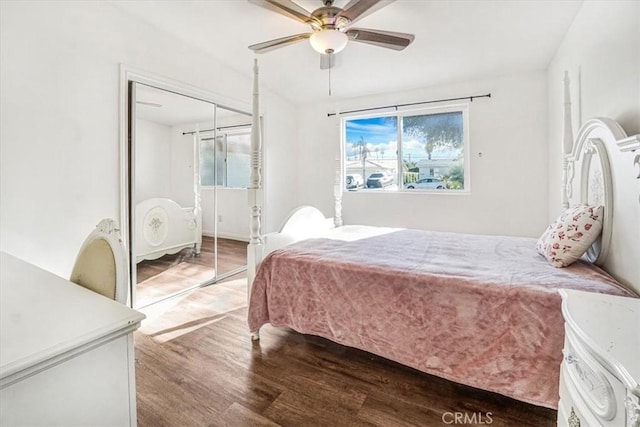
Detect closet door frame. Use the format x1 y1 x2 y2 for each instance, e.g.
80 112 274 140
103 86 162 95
118 65 250 308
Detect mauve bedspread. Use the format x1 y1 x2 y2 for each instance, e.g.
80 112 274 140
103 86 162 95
247 227 634 409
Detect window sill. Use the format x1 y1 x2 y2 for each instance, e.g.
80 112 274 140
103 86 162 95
344 188 471 195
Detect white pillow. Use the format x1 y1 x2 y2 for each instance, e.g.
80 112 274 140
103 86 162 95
536 205 604 267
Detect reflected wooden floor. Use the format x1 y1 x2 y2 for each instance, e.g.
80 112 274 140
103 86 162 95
136 237 247 306
134 275 557 427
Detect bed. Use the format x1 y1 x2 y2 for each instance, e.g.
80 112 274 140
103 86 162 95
135 197 202 263
244 63 640 409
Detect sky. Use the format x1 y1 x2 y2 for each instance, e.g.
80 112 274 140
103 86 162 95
344 116 461 162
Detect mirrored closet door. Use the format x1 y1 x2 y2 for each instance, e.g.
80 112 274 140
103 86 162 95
129 82 249 309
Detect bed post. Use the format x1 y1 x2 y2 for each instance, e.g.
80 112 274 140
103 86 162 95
192 129 202 254
247 59 264 306
334 157 343 227
561 71 574 209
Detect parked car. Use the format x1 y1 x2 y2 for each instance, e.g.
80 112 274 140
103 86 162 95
404 177 446 190
366 172 394 188
346 174 364 189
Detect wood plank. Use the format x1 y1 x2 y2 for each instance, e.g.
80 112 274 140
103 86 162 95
222 402 282 427
261 373 367 426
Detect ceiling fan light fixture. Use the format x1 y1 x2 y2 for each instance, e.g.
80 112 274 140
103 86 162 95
309 29 348 54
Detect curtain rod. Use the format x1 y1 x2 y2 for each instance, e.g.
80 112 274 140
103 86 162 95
182 123 251 135
327 93 491 117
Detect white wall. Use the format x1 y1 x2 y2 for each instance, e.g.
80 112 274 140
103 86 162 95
135 119 172 202
547 0 640 221
202 188 251 241
547 0 640 293
200 188 250 241
168 124 200 209
297 71 549 237
0 1 297 277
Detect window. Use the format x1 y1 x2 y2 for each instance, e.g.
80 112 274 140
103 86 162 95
343 105 468 192
200 129 251 188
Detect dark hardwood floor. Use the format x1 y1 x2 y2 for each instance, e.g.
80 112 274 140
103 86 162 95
134 270 558 426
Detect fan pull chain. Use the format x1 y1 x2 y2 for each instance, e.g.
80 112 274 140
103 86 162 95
328 64 332 97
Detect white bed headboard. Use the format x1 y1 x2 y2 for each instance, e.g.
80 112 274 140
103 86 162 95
562 75 640 293
566 118 619 264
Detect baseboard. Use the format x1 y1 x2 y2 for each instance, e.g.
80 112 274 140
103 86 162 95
202 231 249 242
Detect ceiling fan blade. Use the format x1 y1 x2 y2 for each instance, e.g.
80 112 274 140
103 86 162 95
346 28 414 50
335 0 394 26
320 53 335 70
248 0 320 27
249 33 312 53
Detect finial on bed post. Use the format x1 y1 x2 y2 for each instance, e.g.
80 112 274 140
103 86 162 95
561 71 574 209
334 157 343 227
247 58 264 296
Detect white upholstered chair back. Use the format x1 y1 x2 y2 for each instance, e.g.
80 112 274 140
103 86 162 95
70 218 128 305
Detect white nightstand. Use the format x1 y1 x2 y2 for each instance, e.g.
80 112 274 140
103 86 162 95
558 289 639 427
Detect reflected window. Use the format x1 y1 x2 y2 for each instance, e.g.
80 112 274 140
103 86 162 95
200 129 251 188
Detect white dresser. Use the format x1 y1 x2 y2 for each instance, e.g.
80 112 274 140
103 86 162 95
558 289 640 427
0 252 145 426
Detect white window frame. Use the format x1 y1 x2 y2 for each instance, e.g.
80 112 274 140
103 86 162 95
341 103 470 194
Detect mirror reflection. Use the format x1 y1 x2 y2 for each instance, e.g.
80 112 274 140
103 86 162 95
131 83 249 308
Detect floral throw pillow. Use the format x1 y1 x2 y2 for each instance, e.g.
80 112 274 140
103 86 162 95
536 205 604 267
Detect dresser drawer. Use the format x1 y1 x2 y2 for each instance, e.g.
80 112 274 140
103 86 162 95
559 290 640 427
563 327 618 420
562 325 636 427
559 362 604 427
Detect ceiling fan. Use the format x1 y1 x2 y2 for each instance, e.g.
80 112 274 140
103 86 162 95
248 0 415 69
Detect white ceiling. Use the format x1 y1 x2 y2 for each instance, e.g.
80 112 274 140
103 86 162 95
135 84 247 127
135 84 214 126
114 0 582 106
